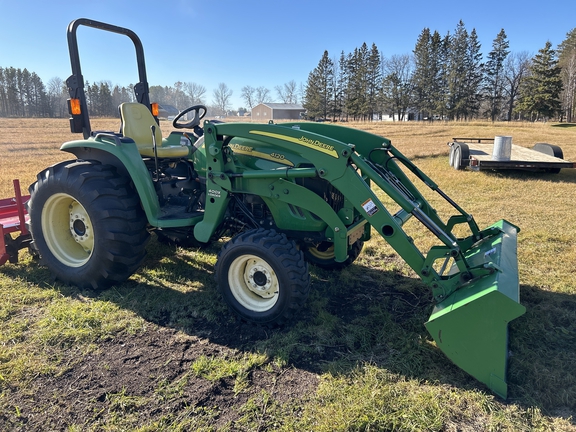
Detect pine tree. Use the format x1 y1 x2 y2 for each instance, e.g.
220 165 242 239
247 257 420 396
413 29 444 119
0 68 7 116
28 72 49 117
484 29 510 121
5 67 20 116
434 33 450 118
464 28 484 119
412 28 433 117
366 43 382 120
346 43 371 120
335 51 348 120
98 82 114 117
303 50 334 120
345 49 360 119
516 42 563 120
446 21 469 120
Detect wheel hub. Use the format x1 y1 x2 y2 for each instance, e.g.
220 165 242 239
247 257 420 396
69 201 93 253
245 261 275 298
227 253 280 312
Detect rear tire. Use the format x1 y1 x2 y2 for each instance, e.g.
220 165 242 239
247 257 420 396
303 240 363 270
28 160 149 290
215 228 310 326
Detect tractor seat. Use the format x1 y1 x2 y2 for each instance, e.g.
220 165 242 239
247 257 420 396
119 103 189 158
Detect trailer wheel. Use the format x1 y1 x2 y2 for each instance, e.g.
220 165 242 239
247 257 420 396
448 145 456 167
215 228 310 326
28 160 149 290
452 143 469 170
533 143 563 173
303 240 363 270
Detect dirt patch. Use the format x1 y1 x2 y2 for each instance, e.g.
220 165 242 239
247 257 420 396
1 325 319 431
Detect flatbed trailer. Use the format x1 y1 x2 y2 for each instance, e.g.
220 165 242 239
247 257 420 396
448 138 575 173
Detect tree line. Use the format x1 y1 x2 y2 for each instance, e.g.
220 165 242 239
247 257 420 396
0 67 241 118
2 22 575 122
304 22 576 122
0 64 290 118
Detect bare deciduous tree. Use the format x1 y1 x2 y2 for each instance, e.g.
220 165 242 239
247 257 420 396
241 85 256 109
255 86 272 105
561 51 576 122
504 51 531 121
184 82 206 105
47 76 66 117
381 54 415 121
212 82 233 115
275 80 298 104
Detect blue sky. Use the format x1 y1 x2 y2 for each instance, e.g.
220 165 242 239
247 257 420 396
0 0 573 109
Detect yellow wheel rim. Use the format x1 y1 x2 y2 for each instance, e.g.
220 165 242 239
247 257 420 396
228 254 279 312
41 193 94 267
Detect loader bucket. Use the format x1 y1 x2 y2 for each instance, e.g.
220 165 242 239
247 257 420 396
425 219 525 399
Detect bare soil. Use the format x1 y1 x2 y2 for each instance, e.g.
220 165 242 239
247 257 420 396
1 324 319 431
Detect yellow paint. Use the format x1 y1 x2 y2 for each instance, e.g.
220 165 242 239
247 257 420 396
249 130 339 158
230 143 294 166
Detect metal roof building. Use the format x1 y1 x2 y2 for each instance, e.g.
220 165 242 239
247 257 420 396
251 103 305 121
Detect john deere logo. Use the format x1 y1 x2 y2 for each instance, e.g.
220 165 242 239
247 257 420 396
229 143 253 153
298 136 335 153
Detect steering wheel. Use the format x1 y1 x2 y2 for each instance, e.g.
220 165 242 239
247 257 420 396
172 104 207 129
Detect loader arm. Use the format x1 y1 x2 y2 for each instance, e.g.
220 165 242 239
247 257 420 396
202 121 525 398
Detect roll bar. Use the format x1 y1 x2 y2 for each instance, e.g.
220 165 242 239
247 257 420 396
66 18 151 138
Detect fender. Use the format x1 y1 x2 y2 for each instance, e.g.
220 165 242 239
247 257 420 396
60 134 197 228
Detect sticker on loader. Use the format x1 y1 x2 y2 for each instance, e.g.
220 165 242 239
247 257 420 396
362 199 379 216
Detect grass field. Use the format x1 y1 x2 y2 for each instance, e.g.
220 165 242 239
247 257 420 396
1 117 575 430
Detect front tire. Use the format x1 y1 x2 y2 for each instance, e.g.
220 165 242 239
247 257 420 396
28 160 149 290
215 229 310 326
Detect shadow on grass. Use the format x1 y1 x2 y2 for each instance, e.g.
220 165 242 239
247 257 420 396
479 167 576 184
551 123 576 128
4 240 575 424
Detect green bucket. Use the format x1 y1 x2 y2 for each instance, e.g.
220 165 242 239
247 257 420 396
425 220 525 399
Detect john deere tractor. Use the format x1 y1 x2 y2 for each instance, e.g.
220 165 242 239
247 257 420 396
27 19 525 398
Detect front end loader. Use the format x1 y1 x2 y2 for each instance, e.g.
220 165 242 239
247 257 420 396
26 18 525 398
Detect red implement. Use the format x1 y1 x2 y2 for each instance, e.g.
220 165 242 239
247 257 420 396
0 180 31 266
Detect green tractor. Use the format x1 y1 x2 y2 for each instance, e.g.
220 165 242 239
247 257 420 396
28 18 525 398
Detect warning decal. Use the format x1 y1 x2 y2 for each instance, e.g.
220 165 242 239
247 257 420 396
362 199 379 216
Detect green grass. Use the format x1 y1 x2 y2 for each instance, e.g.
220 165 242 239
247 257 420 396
1 119 576 430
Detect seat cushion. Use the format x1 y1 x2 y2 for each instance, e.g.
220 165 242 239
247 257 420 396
120 103 189 158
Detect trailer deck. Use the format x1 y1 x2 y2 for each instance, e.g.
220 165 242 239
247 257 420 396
448 138 575 172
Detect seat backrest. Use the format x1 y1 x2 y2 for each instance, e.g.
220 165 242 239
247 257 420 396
119 103 163 147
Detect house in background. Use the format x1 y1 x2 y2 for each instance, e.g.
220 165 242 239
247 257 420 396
251 103 305 121
379 109 421 121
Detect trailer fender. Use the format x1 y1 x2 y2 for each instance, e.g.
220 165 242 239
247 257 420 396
451 143 470 170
